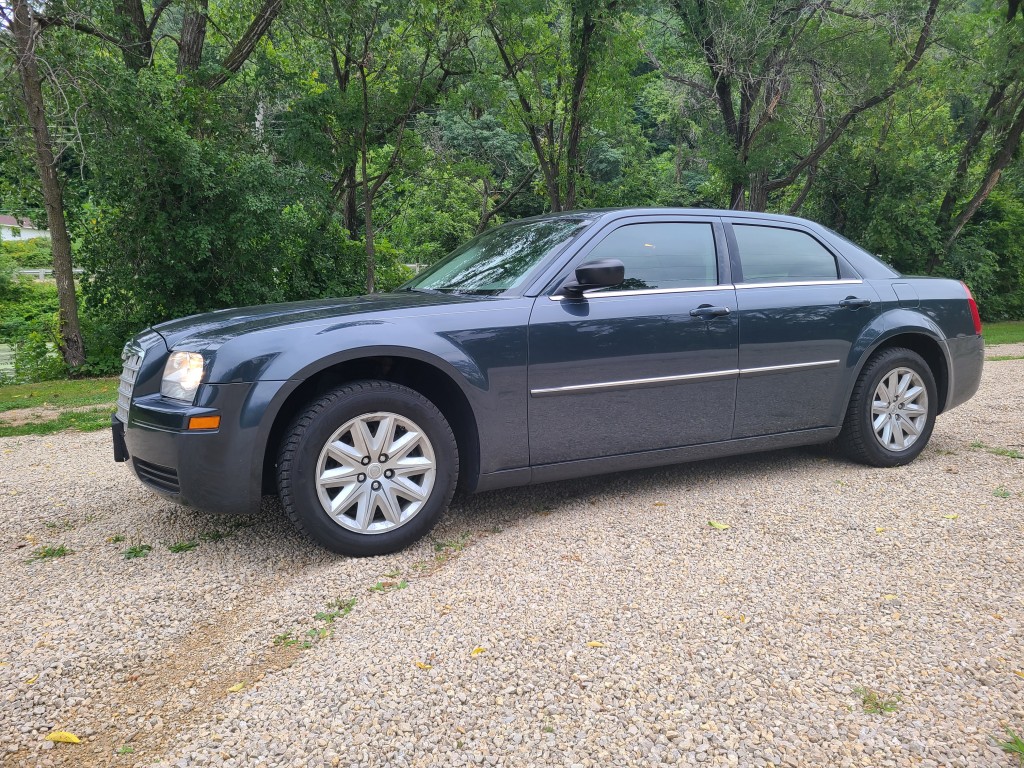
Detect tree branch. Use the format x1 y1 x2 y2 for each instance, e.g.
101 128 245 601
204 0 283 88
764 0 939 193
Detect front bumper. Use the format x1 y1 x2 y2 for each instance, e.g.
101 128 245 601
114 380 289 516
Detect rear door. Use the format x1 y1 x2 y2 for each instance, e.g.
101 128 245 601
727 220 880 438
527 216 739 465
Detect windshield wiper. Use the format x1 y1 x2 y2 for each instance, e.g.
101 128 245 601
401 286 444 294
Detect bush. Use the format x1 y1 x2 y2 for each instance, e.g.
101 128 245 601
12 329 68 383
0 237 52 268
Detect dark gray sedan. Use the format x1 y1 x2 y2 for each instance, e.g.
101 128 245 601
112 209 985 555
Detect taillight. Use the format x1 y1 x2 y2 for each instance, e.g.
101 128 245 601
961 281 983 335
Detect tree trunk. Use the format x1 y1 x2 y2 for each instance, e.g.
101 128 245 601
341 163 359 240
11 0 86 367
565 8 596 211
178 0 209 74
747 170 769 212
113 0 152 71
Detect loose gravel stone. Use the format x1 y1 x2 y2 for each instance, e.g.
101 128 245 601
0 346 1021 767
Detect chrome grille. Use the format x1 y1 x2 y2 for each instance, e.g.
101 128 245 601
116 345 144 423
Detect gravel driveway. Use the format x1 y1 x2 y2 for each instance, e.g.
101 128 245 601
1 348 1022 768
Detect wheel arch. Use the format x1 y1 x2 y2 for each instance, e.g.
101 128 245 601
259 353 482 498
851 324 952 414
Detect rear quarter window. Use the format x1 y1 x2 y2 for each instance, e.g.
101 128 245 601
734 224 839 283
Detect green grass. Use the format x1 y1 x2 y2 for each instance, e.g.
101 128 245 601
273 598 357 650
985 321 1024 346
853 686 901 714
994 487 1013 498
996 729 1024 766
0 376 117 437
0 377 118 411
0 407 112 437
167 540 199 553
123 543 152 560
988 355 1024 361
970 441 1023 459
369 580 409 593
26 544 73 562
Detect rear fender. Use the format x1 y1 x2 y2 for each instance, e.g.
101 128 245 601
842 309 953 416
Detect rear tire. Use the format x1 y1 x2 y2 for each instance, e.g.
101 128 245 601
277 380 458 556
839 347 937 467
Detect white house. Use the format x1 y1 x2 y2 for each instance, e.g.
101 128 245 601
0 215 49 241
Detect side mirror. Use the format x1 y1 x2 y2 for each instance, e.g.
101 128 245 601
559 258 625 297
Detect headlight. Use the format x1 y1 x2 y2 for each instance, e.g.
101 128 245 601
161 351 206 401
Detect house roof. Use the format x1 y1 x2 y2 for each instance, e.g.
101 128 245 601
0 215 40 229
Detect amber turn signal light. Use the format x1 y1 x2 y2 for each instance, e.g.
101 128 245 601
187 415 221 430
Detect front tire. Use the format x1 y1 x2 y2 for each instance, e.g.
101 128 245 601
839 347 937 467
277 380 458 556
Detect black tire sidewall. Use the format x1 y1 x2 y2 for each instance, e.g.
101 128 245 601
279 382 458 556
850 349 937 467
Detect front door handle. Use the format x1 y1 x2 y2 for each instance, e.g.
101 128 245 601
840 297 872 309
690 305 731 318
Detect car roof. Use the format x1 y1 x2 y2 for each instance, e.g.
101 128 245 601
510 207 825 228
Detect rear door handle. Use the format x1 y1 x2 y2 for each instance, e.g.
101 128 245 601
689 305 731 318
840 297 872 309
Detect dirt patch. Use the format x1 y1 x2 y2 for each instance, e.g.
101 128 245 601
0 405 109 426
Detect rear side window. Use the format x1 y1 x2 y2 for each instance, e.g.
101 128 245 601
586 222 718 292
733 225 838 283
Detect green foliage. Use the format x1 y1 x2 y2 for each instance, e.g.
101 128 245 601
0 0 1022 366
123 544 153 560
26 545 73 562
995 728 1024 766
0 237 52 268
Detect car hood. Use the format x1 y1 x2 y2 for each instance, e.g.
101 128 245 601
151 291 495 349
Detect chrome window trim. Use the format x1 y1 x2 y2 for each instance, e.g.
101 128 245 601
530 359 841 396
548 279 862 300
549 284 733 301
735 279 862 289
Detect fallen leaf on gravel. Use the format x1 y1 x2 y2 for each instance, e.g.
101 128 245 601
226 682 245 693
943 514 959 520
44 731 80 744
25 675 38 684
875 527 888 533
993 614 1004 620
882 594 898 601
707 520 730 531
1014 671 1024 680
654 502 666 507
585 641 606 648
470 646 486 657
415 662 433 670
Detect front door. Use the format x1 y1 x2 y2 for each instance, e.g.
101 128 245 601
527 219 739 465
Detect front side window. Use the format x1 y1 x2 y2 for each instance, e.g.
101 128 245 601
585 222 719 292
402 217 592 295
733 225 839 283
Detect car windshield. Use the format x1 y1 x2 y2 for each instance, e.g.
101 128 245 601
401 217 592 295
